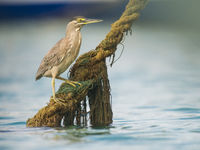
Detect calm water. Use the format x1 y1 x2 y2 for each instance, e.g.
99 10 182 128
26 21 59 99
0 18 200 150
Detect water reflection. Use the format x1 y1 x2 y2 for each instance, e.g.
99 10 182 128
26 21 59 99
48 127 111 144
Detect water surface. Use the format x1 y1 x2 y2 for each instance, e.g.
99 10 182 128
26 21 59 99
0 18 200 150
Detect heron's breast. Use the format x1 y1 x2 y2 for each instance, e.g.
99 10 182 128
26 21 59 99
57 33 82 74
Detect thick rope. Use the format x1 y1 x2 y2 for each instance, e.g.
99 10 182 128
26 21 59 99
26 0 148 127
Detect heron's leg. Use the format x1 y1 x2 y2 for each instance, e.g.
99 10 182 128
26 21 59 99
56 76 67 81
56 76 81 87
51 77 56 100
51 77 67 105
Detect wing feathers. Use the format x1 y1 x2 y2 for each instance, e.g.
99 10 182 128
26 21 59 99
35 38 70 80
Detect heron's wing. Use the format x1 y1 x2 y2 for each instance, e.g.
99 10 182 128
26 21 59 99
35 38 71 80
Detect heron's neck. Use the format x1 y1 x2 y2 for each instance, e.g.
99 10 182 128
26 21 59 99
65 22 81 36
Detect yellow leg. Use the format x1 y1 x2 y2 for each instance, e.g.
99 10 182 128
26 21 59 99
56 76 81 87
51 77 66 105
56 76 67 81
51 77 56 100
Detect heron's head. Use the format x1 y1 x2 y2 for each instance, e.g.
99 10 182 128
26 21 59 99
70 16 103 30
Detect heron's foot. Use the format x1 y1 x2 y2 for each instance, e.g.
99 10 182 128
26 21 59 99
65 80 82 87
71 81 82 86
51 97 67 106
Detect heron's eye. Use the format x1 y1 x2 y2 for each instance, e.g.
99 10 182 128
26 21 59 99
80 18 85 22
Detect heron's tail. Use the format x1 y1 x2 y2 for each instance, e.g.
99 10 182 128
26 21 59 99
35 68 44 81
35 73 42 81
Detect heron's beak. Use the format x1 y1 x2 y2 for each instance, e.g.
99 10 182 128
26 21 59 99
85 19 103 24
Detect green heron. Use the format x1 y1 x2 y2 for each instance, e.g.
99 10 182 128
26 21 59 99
35 16 102 103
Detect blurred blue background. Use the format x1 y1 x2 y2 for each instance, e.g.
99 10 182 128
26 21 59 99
0 0 200 150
